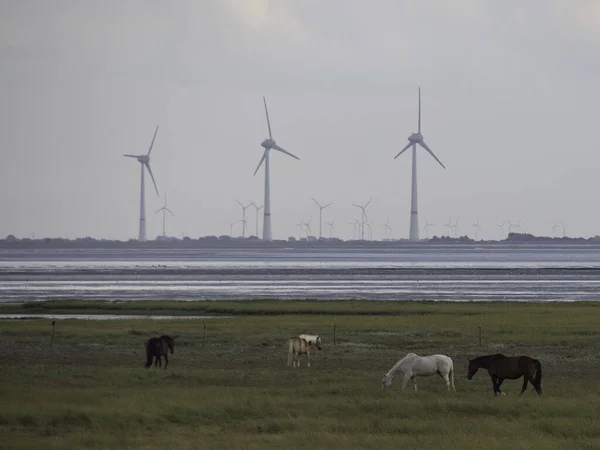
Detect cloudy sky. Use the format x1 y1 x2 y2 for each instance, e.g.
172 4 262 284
2 1 600 241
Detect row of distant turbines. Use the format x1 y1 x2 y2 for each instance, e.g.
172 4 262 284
124 90 567 242
126 88 443 242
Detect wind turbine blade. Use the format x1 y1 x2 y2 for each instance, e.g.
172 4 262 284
419 141 446 169
365 197 372 208
155 207 164 214
263 97 272 139
324 203 333 209
418 86 421 134
394 142 413 159
253 150 267 176
312 198 321 208
166 208 175 216
273 144 299 160
147 125 159 156
124 154 140 158
145 162 159 195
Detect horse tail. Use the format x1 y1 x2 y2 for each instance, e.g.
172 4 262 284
534 359 542 388
144 340 153 368
287 339 293 367
450 363 456 391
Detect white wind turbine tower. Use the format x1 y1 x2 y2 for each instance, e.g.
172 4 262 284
155 192 175 238
236 200 252 238
423 217 434 239
472 218 481 240
352 198 372 240
552 220 560 237
394 87 446 241
366 220 374 240
124 125 160 242
313 198 333 239
250 202 264 238
326 220 336 238
296 220 305 239
559 222 568 237
254 97 300 241
444 218 454 237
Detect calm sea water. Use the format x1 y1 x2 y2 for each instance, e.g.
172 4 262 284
1 245 599 303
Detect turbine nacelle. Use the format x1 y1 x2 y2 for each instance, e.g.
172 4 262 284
261 138 276 149
408 132 423 143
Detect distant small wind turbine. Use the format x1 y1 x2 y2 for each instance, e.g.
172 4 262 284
472 218 481 240
352 198 372 240
326 220 336 238
313 198 333 239
227 220 240 236
124 125 160 242
444 218 454 237
552 221 560 237
302 217 313 236
382 217 392 240
559 222 568 237
249 201 264 238
155 192 175 238
365 220 374 240
253 97 299 241
296 220 305 239
349 219 360 240
507 219 523 233
236 200 252 238
423 217 434 239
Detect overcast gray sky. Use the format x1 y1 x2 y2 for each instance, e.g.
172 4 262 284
2 1 600 241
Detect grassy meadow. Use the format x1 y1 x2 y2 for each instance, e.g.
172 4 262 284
2 300 600 449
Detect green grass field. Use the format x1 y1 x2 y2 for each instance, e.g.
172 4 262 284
2 300 600 449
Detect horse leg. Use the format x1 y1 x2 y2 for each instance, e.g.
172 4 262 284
442 372 451 391
491 375 500 396
411 376 418 392
496 378 506 396
519 376 529 395
164 354 168 370
401 374 411 390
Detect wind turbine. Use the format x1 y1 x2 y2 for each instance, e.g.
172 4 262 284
236 200 252 238
552 221 559 237
507 219 523 234
326 220 336 238
394 87 445 242
382 217 392 240
444 218 454 237
352 198 372 240
559 222 568 237
250 201 264 238
253 97 299 241
472 218 481 240
365 220 374 240
302 217 312 237
155 192 175 238
452 218 460 238
227 220 240 236
349 219 360 240
296 220 305 239
496 220 507 239
423 217 434 239
124 125 160 242
313 198 333 239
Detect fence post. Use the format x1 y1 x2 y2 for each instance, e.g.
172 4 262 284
478 326 482 347
51 320 56 346
333 325 336 346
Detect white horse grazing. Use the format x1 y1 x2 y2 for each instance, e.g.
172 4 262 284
287 335 322 368
382 353 455 392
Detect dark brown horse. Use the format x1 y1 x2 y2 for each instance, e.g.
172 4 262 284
144 335 175 369
467 354 542 396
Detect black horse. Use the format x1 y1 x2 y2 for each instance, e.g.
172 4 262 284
467 353 542 396
144 335 175 369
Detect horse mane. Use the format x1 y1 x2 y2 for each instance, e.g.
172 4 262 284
385 352 419 378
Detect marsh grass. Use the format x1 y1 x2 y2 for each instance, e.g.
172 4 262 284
2 301 600 449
